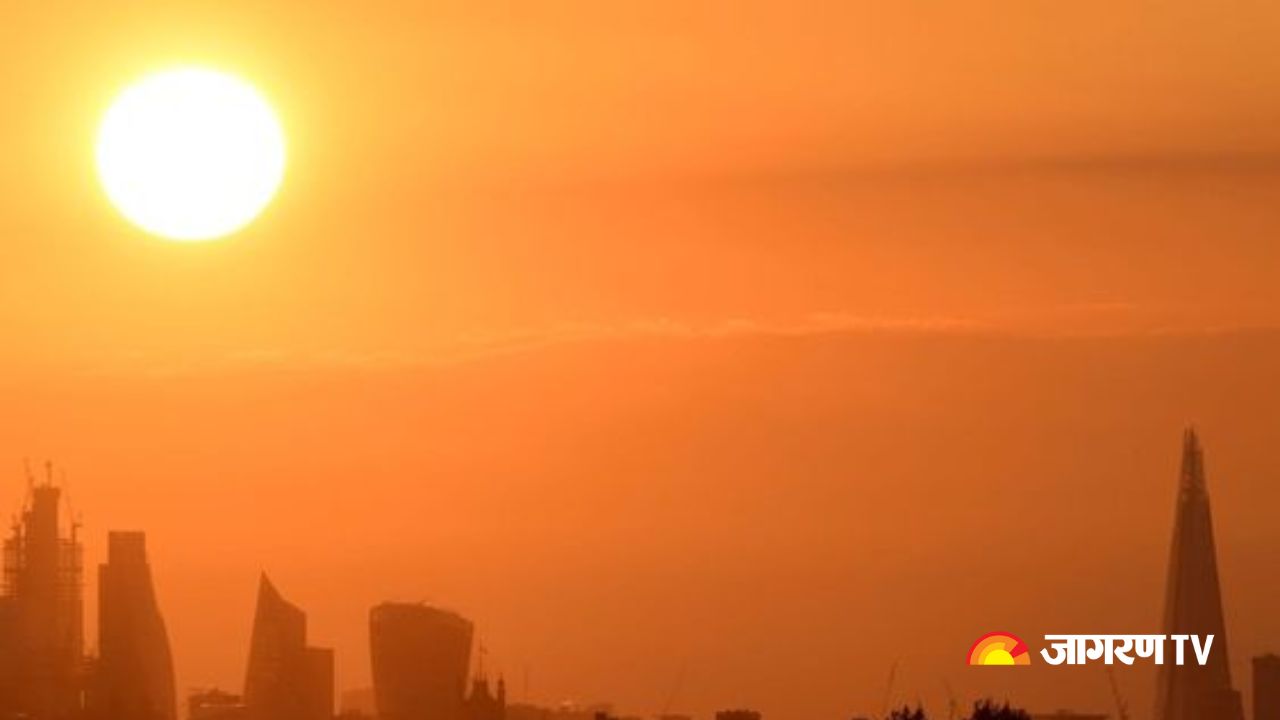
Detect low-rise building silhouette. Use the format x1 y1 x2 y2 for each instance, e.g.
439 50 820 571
464 676 506 720
340 687 377 718
1031 712 1106 720
189 689 248 720
1255 654 1280 720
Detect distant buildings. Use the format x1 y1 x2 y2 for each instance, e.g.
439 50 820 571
502 703 547 720
0 471 509 720
1031 712 1105 720
0 475 179 720
188 689 248 720
340 687 378 717
370 603 475 720
6 430 1276 720
1154 429 1244 720
503 702 634 720
715 711 762 720
244 575 334 720
1255 654 1280 720
92 531 177 720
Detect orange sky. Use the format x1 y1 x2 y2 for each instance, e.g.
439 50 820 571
1 3 1280 719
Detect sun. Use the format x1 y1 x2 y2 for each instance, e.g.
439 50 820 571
96 67 286 242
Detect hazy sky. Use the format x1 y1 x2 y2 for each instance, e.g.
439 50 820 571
2 2 1280 369
1 3 1279 720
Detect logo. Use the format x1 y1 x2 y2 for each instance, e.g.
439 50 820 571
966 633 1217 667
968 632 1031 666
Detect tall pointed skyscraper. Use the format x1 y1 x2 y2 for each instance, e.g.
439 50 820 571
1154 429 1244 720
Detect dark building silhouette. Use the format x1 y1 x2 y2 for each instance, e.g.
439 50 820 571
504 703 628 720
1031 713 1105 720
369 603 474 720
92 532 176 720
716 711 763 720
189 689 248 720
1154 429 1244 720
503 703 551 720
464 676 505 720
1255 655 1280 720
244 575 334 720
339 688 377 718
0 476 86 720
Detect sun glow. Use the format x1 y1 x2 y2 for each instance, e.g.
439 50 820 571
96 68 286 242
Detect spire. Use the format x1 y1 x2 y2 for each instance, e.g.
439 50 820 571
1180 427 1206 493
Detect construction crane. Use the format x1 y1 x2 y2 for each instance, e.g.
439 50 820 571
658 660 687 718
1106 667 1130 720
880 660 899 718
942 680 960 720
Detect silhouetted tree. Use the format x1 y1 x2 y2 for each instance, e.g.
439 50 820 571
966 700 1031 720
886 704 928 720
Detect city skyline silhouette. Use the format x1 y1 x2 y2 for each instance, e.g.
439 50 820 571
1 423 1275 720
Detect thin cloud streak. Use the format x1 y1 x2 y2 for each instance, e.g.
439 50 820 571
59 305 1280 379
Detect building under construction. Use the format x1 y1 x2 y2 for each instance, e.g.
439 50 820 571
0 469 87 720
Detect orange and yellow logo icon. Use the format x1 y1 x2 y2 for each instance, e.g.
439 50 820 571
968 632 1031 666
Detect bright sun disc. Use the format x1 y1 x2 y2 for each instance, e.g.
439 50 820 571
96 68 285 242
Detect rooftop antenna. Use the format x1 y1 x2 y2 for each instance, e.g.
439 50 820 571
18 458 35 518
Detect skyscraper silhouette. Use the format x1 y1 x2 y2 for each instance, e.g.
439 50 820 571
370 603 474 720
1154 429 1244 720
244 575 334 720
92 532 176 720
0 478 85 720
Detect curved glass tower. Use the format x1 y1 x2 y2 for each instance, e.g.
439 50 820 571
96 531 176 720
